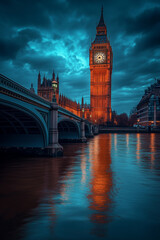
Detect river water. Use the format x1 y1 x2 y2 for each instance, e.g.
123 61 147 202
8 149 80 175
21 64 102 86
1 134 160 240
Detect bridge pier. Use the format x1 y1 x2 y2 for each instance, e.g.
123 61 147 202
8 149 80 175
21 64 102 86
94 125 99 135
46 101 63 157
0 74 95 154
89 124 94 138
81 119 87 142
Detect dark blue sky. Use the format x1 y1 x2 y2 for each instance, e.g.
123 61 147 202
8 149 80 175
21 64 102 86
0 0 160 114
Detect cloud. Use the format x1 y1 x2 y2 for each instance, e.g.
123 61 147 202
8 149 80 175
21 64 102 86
125 7 160 35
0 28 42 60
0 0 160 114
132 26 160 53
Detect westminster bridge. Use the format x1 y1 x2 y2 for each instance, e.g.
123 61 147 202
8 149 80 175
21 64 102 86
0 74 97 156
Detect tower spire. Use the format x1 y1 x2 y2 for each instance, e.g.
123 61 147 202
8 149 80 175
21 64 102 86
38 71 41 87
52 70 55 80
89 7 112 124
97 5 105 27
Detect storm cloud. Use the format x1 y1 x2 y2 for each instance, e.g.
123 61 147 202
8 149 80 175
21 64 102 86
0 0 160 114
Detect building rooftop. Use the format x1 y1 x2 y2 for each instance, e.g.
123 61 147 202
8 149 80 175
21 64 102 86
137 79 160 107
93 35 109 44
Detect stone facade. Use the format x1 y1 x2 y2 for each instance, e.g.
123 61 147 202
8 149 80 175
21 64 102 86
38 71 59 103
89 7 113 124
137 79 160 126
37 8 113 125
37 72 90 119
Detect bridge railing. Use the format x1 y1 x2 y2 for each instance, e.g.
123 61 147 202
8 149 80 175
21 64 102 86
0 74 92 123
58 106 82 121
0 74 51 108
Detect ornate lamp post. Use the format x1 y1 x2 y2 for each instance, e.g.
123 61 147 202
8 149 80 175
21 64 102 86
94 119 99 134
89 114 94 137
81 99 86 142
46 79 63 156
82 106 84 119
52 80 57 102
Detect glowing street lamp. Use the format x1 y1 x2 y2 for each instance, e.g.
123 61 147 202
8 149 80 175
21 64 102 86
52 80 57 102
82 107 84 118
137 118 140 132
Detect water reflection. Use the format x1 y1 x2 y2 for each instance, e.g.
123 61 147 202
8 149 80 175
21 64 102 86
88 135 113 227
136 133 141 161
0 144 81 240
136 134 157 169
1 134 160 240
114 134 117 151
150 133 155 164
81 150 87 185
126 133 129 149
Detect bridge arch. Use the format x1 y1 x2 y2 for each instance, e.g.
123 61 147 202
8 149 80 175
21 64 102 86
58 118 80 141
0 102 48 148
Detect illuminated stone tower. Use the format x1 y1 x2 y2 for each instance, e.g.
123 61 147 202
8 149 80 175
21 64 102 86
90 7 113 124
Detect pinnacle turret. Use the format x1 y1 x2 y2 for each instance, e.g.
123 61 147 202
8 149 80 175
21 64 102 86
52 70 55 80
38 71 41 87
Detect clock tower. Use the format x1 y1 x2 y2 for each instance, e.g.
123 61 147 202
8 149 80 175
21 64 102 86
90 7 113 124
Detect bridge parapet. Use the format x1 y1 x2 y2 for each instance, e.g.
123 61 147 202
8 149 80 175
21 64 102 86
0 74 51 109
0 74 95 156
58 106 82 122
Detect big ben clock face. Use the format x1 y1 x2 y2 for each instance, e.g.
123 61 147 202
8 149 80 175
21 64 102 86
94 52 106 64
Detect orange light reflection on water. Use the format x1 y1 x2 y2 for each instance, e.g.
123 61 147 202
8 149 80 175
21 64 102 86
114 134 117 151
136 133 140 161
88 134 113 224
126 134 129 149
150 133 155 165
81 153 87 184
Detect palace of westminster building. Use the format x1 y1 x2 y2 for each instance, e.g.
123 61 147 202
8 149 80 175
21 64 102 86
37 8 113 125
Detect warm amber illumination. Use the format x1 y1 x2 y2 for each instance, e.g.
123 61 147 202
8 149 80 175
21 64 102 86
136 133 140 161
94 52 106 63
88 135 112 224
81 153 87 184
52 80 58 89
90 12 112 124
150 134 155 164
114 134 117 151
126 134 129 149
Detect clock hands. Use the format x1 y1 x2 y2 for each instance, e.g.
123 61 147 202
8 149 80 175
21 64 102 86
94 52 106 63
